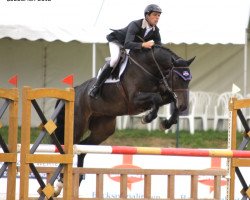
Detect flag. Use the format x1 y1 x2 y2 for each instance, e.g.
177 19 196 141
232 83 241 94
62 74 74 87
8 74 18 87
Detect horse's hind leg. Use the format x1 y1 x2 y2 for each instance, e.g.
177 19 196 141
77 116 116 184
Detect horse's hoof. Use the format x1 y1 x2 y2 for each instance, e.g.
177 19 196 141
141 115 152 124
141 117 147 124
79 174 85 186
53 180 63 197
165 123 172 129
159 121 165 131
161 120 172 130
159 120 166 131
142 113 157 124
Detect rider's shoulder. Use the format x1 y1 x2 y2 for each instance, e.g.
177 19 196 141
155 25 160 31
128 19 144 27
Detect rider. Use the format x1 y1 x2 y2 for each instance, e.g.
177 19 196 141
88 4 162 99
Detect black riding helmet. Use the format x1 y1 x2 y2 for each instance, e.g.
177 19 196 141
144 4 162 16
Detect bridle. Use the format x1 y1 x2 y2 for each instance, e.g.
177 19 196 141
170 67 192 92
128 48 192 106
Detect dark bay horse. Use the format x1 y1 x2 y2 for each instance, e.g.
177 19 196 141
54 45 195 194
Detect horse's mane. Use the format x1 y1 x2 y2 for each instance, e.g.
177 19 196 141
153 45 180 59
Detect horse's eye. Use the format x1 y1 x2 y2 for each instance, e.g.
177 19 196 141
173 74 180 81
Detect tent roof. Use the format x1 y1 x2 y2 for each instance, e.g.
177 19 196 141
0 0 249 44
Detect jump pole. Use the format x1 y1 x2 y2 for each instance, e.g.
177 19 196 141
5 144 250 158
73 145 250 157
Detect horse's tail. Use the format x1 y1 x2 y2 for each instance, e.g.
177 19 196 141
54 100 65 145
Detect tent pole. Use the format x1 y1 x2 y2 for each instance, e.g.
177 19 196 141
92 43 96 77
43 45 47 89
42 44 48 111
244 17 250 97
244 30 247 97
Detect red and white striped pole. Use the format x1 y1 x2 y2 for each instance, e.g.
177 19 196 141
2 144 250 158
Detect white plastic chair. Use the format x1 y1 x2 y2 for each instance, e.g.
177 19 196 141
207 93 219 119
246 94 250 125
191 91 210 131
178 91 196 134
206 92 219 129
213 92 243 131
116 116 123 130
122 112 153 131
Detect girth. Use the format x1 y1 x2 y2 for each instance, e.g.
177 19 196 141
115 82 134 115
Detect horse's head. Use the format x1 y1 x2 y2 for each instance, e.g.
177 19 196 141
129 46 195 112
153 46 195 112
169 63 193 112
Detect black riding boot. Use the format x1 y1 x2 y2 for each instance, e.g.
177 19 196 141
88 62 112 99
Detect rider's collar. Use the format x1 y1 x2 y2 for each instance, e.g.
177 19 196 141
142 19 155 31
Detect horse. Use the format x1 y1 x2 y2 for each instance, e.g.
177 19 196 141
53 45 195 196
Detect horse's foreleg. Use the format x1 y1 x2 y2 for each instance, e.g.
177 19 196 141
141 104 159 124
160 97 179 130
133 92 163 123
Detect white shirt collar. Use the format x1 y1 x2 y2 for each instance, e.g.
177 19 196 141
142 19 155 31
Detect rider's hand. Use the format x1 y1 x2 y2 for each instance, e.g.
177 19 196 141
142 40 155 49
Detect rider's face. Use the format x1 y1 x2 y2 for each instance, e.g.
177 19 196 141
146 12 161 26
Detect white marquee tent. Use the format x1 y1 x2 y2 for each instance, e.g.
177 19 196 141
0 0 249 126
0 0 249 44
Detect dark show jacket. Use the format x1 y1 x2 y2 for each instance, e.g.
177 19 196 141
106 19 161 50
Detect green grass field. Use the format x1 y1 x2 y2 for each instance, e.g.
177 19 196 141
1 127 249 150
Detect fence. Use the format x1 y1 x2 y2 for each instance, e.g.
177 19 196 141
1 88 250 200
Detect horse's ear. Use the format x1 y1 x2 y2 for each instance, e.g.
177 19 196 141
171 56 177 65
172 57 187 67
187 56 196 66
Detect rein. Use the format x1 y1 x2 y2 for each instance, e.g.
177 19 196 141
150 49 179 105
128 49 178 103
150 49 175 93
128 55 159 81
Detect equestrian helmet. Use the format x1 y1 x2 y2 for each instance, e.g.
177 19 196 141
144 4 162 16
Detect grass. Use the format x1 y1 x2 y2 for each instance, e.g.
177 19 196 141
0 127 249 150
103 129 244 149
0 126 51 144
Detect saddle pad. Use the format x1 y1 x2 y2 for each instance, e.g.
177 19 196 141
97 55 129 83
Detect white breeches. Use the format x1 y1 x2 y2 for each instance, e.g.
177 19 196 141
109 42 120 67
